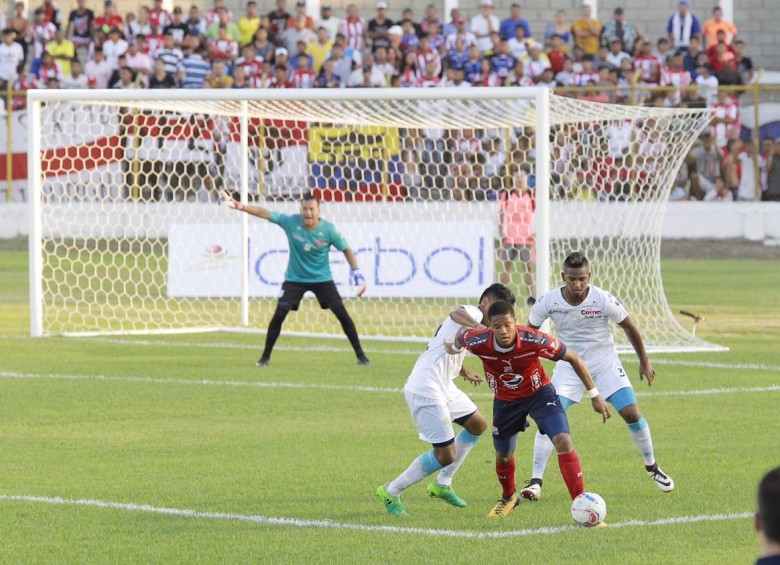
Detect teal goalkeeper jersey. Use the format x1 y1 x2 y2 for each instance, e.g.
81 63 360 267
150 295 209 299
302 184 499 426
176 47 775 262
269 212 349 283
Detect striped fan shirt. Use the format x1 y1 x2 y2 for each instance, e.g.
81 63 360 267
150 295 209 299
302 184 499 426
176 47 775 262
339 17 365 51
181 54 210 88
154 47 184 76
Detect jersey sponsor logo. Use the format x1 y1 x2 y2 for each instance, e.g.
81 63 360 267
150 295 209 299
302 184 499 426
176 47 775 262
580 308 603 318
548 309 566 314
512 352 536 359
519 331 546 345
465 332 489 347
530 368 542 390
312 238 328 247
498 371 524 390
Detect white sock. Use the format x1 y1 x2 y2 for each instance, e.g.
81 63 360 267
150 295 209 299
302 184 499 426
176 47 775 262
387 451 440 496
628 417 656 467
531 430 555 480
435 429 480 486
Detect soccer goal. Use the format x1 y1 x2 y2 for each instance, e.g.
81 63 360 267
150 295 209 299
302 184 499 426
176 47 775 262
27 87 724 352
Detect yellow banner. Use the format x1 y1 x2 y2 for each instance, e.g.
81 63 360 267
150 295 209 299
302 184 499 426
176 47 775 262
308 126 400 162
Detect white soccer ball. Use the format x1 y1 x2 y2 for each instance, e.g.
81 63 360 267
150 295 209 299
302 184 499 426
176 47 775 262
571 492 607 527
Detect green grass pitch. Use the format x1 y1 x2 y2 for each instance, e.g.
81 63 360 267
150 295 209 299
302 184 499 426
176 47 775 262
0 242 778 564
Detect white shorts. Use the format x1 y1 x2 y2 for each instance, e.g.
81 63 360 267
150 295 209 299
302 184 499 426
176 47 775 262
552 358 633 404
404 388 478 445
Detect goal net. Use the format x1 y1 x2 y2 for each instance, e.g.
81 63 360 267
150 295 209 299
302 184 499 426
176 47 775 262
28 88 724 353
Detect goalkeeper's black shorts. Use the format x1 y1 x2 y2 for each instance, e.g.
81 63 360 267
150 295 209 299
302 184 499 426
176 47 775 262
278 280 344 311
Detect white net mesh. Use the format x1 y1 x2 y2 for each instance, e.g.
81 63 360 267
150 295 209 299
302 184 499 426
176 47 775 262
30 89 723 352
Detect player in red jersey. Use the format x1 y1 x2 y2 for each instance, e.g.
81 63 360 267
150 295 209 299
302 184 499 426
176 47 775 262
447 300 610 517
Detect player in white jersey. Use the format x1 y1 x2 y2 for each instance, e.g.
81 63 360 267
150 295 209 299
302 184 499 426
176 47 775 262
376 283 516 516
519 251 674 501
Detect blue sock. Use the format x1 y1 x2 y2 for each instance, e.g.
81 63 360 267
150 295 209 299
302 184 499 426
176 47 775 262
628 416 647 432
421 450 443 474
456 428 480 446
627 416 655 466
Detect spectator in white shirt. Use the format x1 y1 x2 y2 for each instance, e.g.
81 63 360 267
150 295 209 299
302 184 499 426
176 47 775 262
605 36 631 70
506 23 528 60
695 62 718 107
470 0 499 53
102 26 128 71
0 28 25 88
703 177 734 201
736 140 763 201
84 46 112 88
125 36 153 84
316 2 340 41
59 58 91 88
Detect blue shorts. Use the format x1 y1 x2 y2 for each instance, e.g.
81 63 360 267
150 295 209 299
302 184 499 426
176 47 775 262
492 384 570 446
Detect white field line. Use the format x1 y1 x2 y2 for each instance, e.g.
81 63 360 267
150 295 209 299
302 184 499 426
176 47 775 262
0 370 778 399
0 493 752 538
25 336 780 373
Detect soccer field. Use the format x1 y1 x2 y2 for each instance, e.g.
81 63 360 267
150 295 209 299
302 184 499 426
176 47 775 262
0 241 778 564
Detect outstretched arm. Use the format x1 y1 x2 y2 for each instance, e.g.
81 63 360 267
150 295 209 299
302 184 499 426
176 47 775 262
618 316 655 386
449 306 484 329
219 190 271 220
561 348 611 422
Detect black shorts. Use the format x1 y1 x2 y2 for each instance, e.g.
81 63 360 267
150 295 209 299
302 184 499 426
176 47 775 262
278 280 345 311
492 384 570 440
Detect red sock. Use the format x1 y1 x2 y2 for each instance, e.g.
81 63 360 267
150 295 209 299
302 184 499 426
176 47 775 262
496 459 516 498
557 449 584 500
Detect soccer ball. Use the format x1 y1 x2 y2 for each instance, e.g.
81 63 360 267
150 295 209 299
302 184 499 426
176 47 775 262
571 492 607 527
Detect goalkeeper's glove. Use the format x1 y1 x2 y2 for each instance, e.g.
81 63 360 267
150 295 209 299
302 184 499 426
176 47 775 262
219 189 244 211
350 268 366 297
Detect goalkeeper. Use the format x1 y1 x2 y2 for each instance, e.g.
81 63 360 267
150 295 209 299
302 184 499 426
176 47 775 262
221 190 370 367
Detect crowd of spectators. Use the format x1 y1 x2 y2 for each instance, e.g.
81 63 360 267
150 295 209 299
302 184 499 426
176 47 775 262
0 0 775 201
0 0 757 96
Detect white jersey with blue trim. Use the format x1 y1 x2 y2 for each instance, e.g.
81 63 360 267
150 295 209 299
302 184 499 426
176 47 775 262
404 304 483 400
528 284 629 368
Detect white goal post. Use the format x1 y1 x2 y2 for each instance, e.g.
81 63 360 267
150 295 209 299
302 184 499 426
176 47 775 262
28 87 725 353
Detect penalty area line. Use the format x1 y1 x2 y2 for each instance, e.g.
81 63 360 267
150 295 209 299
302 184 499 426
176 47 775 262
0 494 752 539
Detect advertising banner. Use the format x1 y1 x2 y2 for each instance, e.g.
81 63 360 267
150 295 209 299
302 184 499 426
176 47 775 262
167 220 495 298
